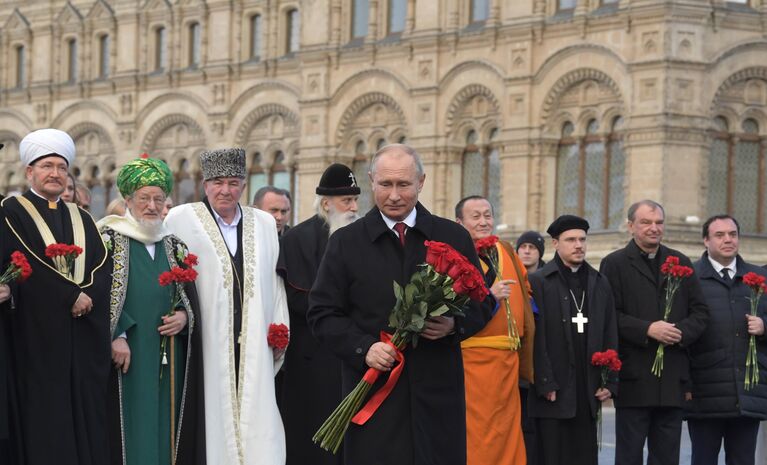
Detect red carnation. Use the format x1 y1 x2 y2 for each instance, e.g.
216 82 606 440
474 235 499 255
743 272 766 289
267 323 290 350
158 271 175 287
183 253 198 267
0 251 33 285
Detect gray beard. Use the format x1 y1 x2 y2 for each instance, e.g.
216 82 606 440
328 210 359 236
136 217 163 236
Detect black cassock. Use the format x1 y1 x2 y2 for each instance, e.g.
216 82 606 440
1 191 110 465
276 214 342 465
308 203 493 465
528 255 618 465
0 195 10 460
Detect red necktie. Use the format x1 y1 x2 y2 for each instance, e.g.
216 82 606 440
393 222 407 247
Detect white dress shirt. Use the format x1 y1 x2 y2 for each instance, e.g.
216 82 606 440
212 206 242 256
380 207 417 240
708 255 737 279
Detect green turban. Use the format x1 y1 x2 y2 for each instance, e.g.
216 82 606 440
116 156 174 198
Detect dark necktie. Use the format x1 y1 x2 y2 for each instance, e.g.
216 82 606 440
393 222 407 247
721 268 732 284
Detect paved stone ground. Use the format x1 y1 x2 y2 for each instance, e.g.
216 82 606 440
597 407 726 465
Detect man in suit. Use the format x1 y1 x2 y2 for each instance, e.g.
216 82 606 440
307 144 493 465
601 199 709 465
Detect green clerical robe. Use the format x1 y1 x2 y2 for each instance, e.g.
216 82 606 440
101 224 205 465
114 239 185 465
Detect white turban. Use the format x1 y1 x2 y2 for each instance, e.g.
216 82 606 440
20 128 76 166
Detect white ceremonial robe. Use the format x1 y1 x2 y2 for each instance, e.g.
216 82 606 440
165 202 289 465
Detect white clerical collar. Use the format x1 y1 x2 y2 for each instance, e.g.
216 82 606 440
380 207 417 232
212 205 242 227
569 265 582 272
708 255 737 276
30 187 60 203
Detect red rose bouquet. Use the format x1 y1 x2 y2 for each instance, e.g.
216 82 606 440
651 256 694 377
267 323 290 350
591 349 621 449
742 272 765 390
45 243 83 279
157 253 198 377
0 251 32 284
474 235 520 351
313 240 489 454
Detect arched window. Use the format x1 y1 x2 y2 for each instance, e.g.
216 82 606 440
286 9 300 54
89 166 107 219
556 117 625 230
67 39 77 83
250 14 262 60
248 152 268 198
176 159 199 205
15 45 26 88
352 140 373 213
189 22 201 68
352 0 369 39
461 128 501 208
272 152 292 194
708 116 765 232
98 35 110 78
155 26 167 71
376 138 387 150
471 0 489 23
388 0 406 34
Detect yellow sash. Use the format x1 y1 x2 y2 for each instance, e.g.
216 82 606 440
16 196 86 284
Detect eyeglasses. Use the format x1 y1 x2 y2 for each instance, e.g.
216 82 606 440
133 196 166 206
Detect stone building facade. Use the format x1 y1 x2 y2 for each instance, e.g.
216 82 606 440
0 0 766 261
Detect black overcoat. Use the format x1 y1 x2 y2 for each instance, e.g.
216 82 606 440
307 203 493 465
0 195 9 443
686 253 767 419
2 191 111 465
527 259 619 419
600 240 709 408
276 214 342 465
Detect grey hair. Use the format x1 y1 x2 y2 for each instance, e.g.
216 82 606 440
369 143 424 177
627 199 665 222
314 195 329 222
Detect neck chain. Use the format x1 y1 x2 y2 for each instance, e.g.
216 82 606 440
569 289 585 314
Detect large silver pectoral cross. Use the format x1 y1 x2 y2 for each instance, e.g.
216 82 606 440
572 312 588 333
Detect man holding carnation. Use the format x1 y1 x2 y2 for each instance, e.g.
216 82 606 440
1 129 111 465
454 194 535 465
164 148 289 465
98 156 205 465
307 144 493 465
527 214 618 465
276 163 360 465
685 214 767 465
600 200 709 465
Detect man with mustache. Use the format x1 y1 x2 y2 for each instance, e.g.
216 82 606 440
277 163 360 465
164 148 289 465
601 200 709 465
528 215 618 465
1 129 110 465
98 156 205 465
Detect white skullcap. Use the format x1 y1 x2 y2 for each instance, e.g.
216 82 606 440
19 128 76 166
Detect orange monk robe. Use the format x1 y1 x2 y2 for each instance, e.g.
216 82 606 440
461 240 535 465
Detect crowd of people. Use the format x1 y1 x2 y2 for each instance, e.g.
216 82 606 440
0 127 765 465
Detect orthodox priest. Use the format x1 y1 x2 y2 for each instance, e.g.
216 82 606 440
455 195 535 465
99 156 205 465
527 215 618 465
164 148 289 465
277 163 360 465
1 129 110 465
307 144 493 465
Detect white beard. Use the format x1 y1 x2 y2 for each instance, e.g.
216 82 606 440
136 216 164 236
328 209 359 236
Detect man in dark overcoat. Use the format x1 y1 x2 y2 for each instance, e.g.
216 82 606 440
686 214 767 465
600 199 709 465
307 144 493 465
0 190 10 462
528 215 618 465
277 163 360 465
